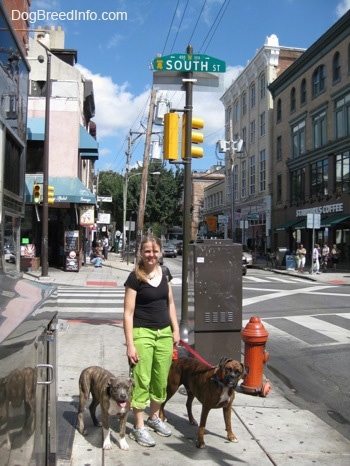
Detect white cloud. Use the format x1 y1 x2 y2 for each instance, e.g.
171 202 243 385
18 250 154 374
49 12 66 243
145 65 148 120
336 0 350 17
76 64 150 139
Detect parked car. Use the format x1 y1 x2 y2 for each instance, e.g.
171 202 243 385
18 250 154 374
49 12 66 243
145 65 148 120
162 242 177 258
242 245 253 267
169 240 183 255
242 255 247 275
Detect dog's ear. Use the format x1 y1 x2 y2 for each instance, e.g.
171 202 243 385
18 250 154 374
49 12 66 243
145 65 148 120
219 357 232 370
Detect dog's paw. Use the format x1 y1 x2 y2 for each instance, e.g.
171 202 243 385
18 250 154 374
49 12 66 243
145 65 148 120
119 437 129 451
103 441 113 450
196 440 206 449
227 433 238 443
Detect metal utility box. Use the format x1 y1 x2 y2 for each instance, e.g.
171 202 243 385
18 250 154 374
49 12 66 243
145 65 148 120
189 240 242 364
0 272 58 465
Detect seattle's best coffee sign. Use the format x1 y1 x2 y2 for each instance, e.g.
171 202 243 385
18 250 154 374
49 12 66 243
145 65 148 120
296 202 343 218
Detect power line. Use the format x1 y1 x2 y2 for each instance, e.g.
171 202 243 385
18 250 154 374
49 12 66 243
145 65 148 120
161 0 180 55
170 0 189 53
187 0 207 46
198 0 230 53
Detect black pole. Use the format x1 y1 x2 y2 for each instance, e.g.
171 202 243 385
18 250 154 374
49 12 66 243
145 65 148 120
41 50 51 277
180 44 194 342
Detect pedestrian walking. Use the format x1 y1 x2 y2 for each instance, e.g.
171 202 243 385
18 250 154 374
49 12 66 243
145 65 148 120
312 243 321 274
330 244 341 271
123 235 180 447
321 243 330 272
102 235 109 260
296 244 307 272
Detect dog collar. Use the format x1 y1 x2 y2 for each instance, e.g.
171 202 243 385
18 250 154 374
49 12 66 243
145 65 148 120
211 369 226 388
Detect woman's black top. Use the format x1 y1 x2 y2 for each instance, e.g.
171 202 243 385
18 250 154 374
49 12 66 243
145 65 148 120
124 271 171 329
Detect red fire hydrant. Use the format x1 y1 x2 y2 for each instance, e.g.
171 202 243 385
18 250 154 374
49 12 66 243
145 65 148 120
241 316 271 397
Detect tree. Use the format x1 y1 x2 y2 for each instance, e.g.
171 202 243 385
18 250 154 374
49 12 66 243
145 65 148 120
97 164 184 238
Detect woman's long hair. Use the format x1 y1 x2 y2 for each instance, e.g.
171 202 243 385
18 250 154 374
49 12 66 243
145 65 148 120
135 235 162 282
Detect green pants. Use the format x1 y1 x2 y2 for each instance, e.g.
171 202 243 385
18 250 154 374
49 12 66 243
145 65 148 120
131 326 173 410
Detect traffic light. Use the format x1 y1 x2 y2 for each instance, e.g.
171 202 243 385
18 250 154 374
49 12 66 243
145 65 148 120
181 115 204 159
48 185 55 204
163 112 179 160
33 183 41 203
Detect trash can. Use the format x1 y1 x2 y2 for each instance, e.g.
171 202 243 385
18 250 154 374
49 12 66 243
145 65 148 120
285 254 296 270
190 240 242 364
276 247 288 268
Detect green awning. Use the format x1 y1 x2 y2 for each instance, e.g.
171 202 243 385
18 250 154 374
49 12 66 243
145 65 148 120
321 214 350 227
274 218 304 231
25 175 96 204
27 117 45 140
79 126 99 160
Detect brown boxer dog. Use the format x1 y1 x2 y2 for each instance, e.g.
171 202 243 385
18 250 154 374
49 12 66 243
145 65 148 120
77 366 134 450
160 357 248 448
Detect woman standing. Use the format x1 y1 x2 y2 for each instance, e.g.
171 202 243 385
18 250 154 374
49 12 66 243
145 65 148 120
123 235 180 447
322 243 330 272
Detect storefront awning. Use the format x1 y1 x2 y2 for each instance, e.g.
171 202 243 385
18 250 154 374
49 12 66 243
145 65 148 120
321 214 350 227
79 126 99 160
274 218 304 231
27 117 45 140
25 175 96 204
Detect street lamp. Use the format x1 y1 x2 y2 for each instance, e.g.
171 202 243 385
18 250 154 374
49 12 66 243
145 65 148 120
122 171 160 263
37 38 51 278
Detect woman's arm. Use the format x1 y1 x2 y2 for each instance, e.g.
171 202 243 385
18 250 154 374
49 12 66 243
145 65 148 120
123 287 139 364
168 284 180 345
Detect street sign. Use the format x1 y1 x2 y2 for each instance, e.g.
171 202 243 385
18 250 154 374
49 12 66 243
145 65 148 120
307 213 321 229
153 53 226 73
218 214 228 224
247 213 259 221
97 196 112 202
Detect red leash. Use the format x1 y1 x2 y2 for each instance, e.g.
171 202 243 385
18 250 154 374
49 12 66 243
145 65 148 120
179 339 213 368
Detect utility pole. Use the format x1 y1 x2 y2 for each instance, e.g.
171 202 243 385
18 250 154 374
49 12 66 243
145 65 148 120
137 87 157 239
180 44 195 342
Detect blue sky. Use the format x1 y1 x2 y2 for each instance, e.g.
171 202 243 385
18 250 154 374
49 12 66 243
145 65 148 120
29 0 350 174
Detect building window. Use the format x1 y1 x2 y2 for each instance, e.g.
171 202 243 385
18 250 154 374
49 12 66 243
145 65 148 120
259 112 265 136
290 87 296 113
276 136 282 162
242 92 247 115
310 159 328 198
276 173 282 203
249 155 255 195
292 120 306 158
241 160 247 198
312 110 327 149
234 99 240 122
300 79 307 106
250 120 255 143
259 73 266 99
312 64 326 98
259 149 266 192
332 51 341 83
336 151 350 194
291 168 305 204
250 83 256 108
276 98 281 122
242 127 247 146
335 92 350 139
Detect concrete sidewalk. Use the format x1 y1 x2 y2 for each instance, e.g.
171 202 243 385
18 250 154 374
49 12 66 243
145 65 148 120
34 252 349 465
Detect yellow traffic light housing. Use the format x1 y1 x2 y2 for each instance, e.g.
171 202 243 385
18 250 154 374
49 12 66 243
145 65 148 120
182 115 204 159
163 113 179 160
48 185 55 204
33 183 41 203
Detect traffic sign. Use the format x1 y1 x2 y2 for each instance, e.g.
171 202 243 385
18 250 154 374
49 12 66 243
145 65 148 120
153 53 226 73
247 213 259 221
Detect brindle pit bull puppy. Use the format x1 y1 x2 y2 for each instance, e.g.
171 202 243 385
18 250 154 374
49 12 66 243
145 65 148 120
77 366 134 450
160 357 248 448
